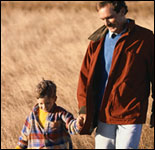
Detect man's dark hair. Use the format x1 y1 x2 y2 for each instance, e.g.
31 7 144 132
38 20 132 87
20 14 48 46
35 78 56 99
96 1 128 15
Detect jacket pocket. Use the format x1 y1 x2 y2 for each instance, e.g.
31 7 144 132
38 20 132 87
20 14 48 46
125 40 143 54
110 82 141 119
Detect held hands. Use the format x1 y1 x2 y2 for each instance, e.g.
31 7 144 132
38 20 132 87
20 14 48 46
76 114 86 131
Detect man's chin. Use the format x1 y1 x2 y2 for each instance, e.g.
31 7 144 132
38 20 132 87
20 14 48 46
108 27 117 33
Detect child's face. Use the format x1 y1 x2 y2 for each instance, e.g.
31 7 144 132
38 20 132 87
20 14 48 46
37 96 57 112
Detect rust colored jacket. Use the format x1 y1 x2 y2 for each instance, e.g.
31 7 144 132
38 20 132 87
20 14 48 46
77 19 154 134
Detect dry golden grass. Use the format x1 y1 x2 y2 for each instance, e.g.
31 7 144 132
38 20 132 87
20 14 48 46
1 1 154 149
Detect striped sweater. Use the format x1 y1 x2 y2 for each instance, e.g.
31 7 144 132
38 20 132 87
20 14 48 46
16 103 79 149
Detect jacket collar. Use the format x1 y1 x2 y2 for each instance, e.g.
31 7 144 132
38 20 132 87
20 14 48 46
88 19 135 42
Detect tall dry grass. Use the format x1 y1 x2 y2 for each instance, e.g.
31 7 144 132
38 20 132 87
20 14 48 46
1 1 154 149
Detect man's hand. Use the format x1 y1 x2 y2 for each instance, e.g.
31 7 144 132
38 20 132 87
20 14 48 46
150 113 154 128
79 114 86 124
76 114 86 130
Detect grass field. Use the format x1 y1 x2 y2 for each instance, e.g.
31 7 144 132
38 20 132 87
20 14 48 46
1 1 154 149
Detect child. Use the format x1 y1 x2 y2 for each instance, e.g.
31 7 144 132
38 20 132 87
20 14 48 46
16 79 83 149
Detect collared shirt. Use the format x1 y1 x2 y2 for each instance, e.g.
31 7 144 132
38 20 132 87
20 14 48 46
16 104 79 149
108 27 127 38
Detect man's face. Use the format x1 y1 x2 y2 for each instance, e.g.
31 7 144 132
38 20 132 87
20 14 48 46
98 3 126 34
38 96 56 112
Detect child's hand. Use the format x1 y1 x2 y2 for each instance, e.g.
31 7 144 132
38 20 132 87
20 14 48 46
76 116 84 131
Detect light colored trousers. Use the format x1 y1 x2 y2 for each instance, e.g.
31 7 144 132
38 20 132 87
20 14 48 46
95 121 142 149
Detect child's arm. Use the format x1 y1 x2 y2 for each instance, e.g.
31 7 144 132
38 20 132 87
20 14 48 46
76 116 84 130
68 116 84 135
16 116 31 149
58 107 84 134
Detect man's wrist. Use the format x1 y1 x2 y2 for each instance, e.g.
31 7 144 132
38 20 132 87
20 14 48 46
79 106 86 114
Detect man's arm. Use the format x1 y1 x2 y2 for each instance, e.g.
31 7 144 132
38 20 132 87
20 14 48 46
77 42 93 114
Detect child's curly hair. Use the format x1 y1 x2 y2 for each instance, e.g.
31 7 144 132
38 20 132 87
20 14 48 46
35 78 56 99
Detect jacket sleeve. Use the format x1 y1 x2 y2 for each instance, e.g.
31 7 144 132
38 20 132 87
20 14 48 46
16 115 31 149
68 119 80 135
77 41 93 114
59 107 80 134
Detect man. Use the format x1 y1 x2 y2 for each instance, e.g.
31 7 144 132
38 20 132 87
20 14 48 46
77 1 154 149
